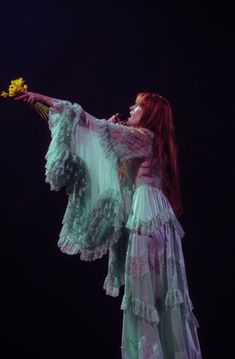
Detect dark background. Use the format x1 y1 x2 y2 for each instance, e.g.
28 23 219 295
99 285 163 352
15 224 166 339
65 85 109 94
0 1 234 358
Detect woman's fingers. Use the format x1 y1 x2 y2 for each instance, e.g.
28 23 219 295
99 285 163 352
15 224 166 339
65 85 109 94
29 96 35 105
14 93 29 100
108 114 119 123
15 92 36 105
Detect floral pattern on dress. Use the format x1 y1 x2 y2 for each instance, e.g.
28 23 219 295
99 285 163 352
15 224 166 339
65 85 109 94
122 336 160 359
138 336 160 359
127 250 177 279
127 251 153 277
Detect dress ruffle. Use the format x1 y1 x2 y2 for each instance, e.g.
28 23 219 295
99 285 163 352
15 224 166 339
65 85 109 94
121 295 160 325
126 185 185 238
121 289 200 329
157 288 200 328
103 274 122 297
164 288 184 309
45 101 83 193
57 190 124 260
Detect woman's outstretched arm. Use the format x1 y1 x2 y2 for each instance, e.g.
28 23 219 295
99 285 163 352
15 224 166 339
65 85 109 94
14 91 58 108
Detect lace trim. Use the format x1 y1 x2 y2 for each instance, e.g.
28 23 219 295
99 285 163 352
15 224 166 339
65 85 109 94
96 119 116 159
103 230 128 297
45 103 82 192
97 120 153 161
57 191 124 261
79 229 122 261
164 288 184 309
121 295 160 324
126 207 185 238
122 289 199 329
103 274 123 297
157 288 200 328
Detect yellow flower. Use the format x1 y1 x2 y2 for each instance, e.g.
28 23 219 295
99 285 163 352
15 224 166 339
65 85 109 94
1 91 8 98
1 77 28 97
1 77 48 120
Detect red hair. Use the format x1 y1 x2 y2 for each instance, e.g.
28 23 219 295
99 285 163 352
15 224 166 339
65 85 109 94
136 92 183 216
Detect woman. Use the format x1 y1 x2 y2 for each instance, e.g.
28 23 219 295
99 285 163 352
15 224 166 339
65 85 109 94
16 91 203 358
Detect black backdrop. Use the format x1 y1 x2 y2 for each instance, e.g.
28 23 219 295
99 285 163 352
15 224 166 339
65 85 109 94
0 1 234 358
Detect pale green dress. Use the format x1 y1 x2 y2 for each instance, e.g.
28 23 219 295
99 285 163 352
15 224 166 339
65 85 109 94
45 100 203 359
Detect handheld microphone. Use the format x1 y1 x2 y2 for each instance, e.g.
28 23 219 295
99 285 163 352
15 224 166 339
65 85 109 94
115 113 127 125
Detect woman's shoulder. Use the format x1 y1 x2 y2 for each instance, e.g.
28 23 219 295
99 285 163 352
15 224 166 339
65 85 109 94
124 125 154 138
140 127 154 138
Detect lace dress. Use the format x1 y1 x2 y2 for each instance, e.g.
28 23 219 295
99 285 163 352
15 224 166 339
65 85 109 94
45 100 203 359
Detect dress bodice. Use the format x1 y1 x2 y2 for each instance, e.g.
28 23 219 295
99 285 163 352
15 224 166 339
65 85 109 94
119 157 163 190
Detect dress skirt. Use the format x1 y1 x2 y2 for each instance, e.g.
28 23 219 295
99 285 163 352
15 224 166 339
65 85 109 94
120 184 203 359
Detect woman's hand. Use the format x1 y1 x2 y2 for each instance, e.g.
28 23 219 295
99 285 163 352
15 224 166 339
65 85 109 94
108 113 126 124
14 91 55 107
14 91 43 105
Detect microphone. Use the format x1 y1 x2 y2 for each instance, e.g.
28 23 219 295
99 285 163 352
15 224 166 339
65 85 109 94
111 113 128 125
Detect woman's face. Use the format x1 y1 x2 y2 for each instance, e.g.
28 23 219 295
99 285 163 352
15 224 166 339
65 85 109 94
127 104 143 126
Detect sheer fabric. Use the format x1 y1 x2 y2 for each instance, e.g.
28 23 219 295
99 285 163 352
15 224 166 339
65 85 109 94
45 100 203 358
46 100 124 260
121 186 202 359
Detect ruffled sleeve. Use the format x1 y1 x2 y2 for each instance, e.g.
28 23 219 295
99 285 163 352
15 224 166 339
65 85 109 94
45 100 124 265
96 120 154 161
45 100 83 193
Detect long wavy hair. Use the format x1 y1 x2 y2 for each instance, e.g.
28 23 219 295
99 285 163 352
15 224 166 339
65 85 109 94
135 92 183 216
